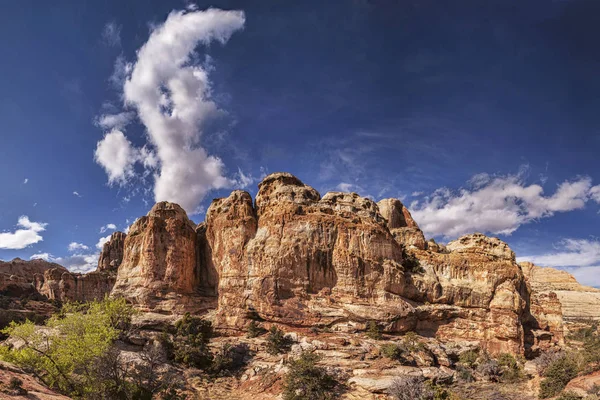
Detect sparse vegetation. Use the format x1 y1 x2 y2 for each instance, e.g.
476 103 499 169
539 355 580 398
380 343 405 360
555 392 581 400
366 320 382 340
266 326 291 355
402 248 424 273
247 320 266 338
172 312 214 369
283 352 338 400
458 349 479 368
496 353 523 383
388 375 432 400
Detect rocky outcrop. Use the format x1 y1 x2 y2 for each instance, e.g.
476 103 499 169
0 258 66 297
35 269 115 303
377 198 426 250
202 173 530 354
111 201 216 312
0 361 71 399
405 234 529 354
521 261 600 321
97 231 126 272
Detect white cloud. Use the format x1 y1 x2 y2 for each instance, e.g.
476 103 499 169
96 235 111 250
336 182 354 192
95 8 246 213
94 130 138 185
411 173 598 238
233 168 254 189
23 178 28 184
591 185 600 204
101 21 121 47
0 216 47 250
99 223 117 234
30 253 52 261
73 191 82 197
68 242 89 252
95 112 135 130
411 191 424 197
517 239 600 288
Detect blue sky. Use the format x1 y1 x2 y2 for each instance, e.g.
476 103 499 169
1 1 599 285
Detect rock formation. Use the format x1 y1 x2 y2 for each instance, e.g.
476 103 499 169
377 198 427 250
97 231 126 272
200 173 530 354
111 202 216 312
35 269 116 303
0 258 65 297
521 261 600 321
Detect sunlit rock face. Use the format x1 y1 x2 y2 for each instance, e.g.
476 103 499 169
36 269 116 303
521 261 600 322
97 231 127 272
96 172 578 356
111 201 216 313
202 173 532 355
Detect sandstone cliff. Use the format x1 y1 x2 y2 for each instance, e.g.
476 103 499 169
199 173 530 354
111 202 216 312
35 269 115 303
521 261 600 321
97 231 126 272
0 258 66 297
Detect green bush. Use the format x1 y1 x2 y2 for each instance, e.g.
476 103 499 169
283 352 338 400
555 392 581 400
8 377 23 390
266 326 291 355
211 343 250 375
247 320 266 338
402 248 424 273
380 343 404 360
172 313 214 369
403 331 420 350
539 355 580 398
366 320 382 340
458 349 479 368
497 353 523 383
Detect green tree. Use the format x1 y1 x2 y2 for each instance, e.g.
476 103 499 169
0 297 133 397
283 352 338 400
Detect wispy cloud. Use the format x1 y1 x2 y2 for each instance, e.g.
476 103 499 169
73 191 82 197
99 223 117 234
68 242 89 252
517 238 600 287
411 170 599 238
0 216 47 249
23 178 28 185
101 21 121 47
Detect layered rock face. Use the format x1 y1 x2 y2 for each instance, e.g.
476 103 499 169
207 175 412 330
377 198 426 250
111 202 216 312
35 269 116 303
521 261 600 321
97 231 126 272
406 234 529 354
201 173 529 354
0 258 65 297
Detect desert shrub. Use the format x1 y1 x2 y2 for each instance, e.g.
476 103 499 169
172 313 213 369
366 320 382 340
535 350 565 376
556 392 582 400
247 320 266 338
458 349 479 368
477 358 500 381
266 326 291 355
282 352 338 400
496 353 523 382
402 248 424 273
388 375 432 400
381 343 405 360
456 365 474 383
403 331 420 350
211 343 251 375
539 355 580 398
